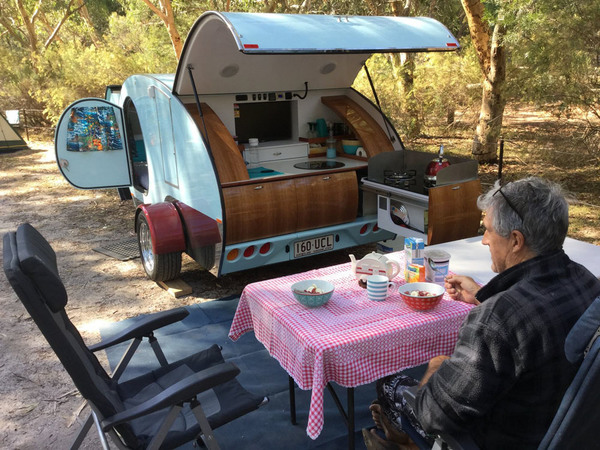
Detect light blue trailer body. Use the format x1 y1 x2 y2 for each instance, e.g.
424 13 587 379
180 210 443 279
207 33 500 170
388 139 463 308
54 12 459 280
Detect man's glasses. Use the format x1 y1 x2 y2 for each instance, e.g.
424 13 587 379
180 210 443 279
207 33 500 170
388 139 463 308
493 186 524 222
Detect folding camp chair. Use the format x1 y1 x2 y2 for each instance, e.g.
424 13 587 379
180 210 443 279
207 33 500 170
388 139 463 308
401 295 600 450
3 223 267 450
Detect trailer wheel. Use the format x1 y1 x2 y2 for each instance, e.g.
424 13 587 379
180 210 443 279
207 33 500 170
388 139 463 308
136 214 182 281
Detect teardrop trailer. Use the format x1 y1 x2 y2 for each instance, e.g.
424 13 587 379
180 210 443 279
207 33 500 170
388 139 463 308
55 12 480 282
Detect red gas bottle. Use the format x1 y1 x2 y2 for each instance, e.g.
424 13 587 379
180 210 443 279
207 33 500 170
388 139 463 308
424 144 451 188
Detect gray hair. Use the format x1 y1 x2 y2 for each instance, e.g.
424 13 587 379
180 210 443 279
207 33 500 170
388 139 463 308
477 177 569 255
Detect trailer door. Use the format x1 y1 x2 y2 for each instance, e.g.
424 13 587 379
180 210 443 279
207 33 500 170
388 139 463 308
54 98 132 189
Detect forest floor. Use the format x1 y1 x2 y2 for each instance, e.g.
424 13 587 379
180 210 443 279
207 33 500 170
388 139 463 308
0 105 598 449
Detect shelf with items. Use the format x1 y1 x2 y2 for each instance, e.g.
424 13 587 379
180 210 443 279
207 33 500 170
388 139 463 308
300 136 367 161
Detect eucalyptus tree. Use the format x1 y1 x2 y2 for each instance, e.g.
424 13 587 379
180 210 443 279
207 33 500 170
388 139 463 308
502 0 600 159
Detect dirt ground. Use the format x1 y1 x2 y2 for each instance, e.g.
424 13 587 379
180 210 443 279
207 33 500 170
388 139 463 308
0 142 379 449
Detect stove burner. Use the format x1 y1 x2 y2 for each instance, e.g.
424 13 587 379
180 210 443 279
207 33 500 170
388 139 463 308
383 169 417 189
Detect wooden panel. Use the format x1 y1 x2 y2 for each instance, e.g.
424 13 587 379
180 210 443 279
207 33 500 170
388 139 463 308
185 103 249 184
427 179 482 245
295 172 358 231
321 95 394 158
222 180 297 244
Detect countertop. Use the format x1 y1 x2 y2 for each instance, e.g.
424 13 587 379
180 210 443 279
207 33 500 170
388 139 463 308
250 156 367 178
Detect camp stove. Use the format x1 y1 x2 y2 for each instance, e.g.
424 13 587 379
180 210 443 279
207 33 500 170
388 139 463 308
383 169 417 190
361 150 479 243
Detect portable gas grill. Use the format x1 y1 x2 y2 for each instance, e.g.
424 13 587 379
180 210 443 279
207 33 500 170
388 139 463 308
361 150 479 243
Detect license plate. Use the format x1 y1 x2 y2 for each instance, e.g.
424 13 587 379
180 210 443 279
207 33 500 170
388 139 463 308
294 235 334 258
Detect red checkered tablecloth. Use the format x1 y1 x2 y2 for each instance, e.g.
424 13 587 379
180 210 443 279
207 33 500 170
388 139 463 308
228 251 474 439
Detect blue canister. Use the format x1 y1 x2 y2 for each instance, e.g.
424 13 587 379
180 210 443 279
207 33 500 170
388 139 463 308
316 119 328 137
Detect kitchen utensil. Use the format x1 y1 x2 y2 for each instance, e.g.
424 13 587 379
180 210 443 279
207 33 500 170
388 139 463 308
291 279 334 307
349 252 401 282
366 275 398 301
342 139 360 155
424 250 450 284
425 144 451 188
316 118 328 137
400 282 445 310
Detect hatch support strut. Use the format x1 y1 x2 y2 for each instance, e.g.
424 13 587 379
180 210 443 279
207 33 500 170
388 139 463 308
187 64 212 151
363 62 396 144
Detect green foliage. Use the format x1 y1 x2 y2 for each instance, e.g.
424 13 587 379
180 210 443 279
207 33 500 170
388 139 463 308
353 39 481 143
0 0 599 146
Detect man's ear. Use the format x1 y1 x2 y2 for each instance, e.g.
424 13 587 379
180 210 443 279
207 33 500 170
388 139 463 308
510 229 527 253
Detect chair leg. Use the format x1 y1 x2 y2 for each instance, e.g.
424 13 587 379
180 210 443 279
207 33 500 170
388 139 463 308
190 398 221 450
146 405 182 450
92 411 112 450
70 412 93 450
149 335 169 367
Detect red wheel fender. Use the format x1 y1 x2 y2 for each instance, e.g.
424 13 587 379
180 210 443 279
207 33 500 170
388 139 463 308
173 201 222 247
136 203 186 254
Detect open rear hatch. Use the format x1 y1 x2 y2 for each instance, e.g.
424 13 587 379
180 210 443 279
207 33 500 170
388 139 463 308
173 12 459 96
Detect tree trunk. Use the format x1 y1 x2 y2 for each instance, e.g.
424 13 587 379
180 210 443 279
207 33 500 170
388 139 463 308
75 0 101 46
461 0 506 163
141 0 183 60
15 0 38 53
388 0 421 138
473 24 506 162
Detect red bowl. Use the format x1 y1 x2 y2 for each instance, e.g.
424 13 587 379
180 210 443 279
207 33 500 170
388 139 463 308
400 282 445 311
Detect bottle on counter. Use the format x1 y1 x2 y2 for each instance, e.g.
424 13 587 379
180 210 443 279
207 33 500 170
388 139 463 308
247 137 259 166
326 137 337 159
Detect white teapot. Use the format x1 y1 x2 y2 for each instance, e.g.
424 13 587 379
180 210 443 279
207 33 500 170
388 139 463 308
349 252 401 282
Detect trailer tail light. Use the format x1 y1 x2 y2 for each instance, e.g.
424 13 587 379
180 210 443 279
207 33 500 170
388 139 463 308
243 246 255 258
373 225 379 232
359 224 369 235
259 243 271 254
227 249 239 261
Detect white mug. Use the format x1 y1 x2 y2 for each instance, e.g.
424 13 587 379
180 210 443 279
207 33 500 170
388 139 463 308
367 275 398 302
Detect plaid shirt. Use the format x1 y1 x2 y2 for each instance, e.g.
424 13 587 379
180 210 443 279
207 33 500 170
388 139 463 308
415 249 600 449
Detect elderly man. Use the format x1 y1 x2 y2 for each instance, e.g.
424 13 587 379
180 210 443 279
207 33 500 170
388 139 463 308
365 177 600 450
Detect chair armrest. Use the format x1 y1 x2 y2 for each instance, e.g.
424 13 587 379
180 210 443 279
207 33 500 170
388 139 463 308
101 362 240 431
89 307 189 352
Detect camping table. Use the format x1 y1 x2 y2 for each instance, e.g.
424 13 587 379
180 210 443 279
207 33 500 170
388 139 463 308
228 251 474 448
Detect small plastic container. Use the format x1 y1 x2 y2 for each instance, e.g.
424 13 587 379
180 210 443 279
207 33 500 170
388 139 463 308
326 138 337 159
247 138 259 165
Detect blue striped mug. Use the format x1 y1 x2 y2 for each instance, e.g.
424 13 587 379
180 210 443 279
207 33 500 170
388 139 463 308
367 275 399 302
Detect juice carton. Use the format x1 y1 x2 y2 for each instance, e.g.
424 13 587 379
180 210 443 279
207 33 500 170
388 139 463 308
404 237 424 281
407 263 425 283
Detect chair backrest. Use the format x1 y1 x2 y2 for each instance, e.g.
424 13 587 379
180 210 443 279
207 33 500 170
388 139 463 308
538 295 600 449
2 223 138 445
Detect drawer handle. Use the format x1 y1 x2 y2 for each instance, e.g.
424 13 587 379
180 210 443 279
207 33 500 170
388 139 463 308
273 152 282 156
254 185 263 190
322 176 331 181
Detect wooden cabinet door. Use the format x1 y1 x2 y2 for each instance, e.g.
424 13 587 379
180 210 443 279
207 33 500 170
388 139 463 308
295 172 358 231
222 180 297 244
427 179 481 245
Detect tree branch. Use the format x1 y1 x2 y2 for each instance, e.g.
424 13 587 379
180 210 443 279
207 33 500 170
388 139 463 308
44 0 83 49
140 0 167 22
0 14 26 46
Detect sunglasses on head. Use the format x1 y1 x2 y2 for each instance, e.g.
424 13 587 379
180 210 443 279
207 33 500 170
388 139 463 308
493 185 524 222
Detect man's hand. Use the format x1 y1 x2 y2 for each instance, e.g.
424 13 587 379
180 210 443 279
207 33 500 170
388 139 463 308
444 274 481 305
419 355 450 387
